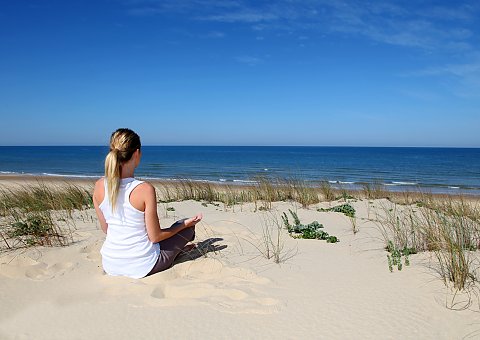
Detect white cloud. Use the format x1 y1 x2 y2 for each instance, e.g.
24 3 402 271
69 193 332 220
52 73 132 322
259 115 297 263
126 1 479 53
404 54 480 98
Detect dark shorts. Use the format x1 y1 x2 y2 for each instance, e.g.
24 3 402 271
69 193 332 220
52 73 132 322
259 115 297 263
145 220 195 277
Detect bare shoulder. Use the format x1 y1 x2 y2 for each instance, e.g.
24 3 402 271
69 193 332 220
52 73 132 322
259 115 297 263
136 181 155 193
132 181 156 200
130 181 156 211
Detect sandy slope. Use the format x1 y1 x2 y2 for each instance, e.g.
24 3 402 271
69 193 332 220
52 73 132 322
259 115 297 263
1 198 479 339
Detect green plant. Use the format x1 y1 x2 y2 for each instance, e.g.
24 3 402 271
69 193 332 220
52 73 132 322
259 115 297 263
281 212 291 230
3 211 70 248
318 203 356 218
337 190 354 202
387 254 393 272
423 208 478 291
326 236 339 243
375 198 480 292
0 182 93 214
385 240 412 272
288 209 301 226
0 183 90 251
282 212 339 243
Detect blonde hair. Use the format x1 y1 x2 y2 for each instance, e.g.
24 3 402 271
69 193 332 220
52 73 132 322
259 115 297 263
104 128 141 211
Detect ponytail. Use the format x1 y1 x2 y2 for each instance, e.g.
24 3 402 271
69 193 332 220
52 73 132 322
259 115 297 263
104 128 141 213
105 149 121 212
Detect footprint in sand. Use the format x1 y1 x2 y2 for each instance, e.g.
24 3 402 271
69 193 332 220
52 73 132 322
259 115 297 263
0 258 75 281
148 258 281 314
150 287 165 299
24 262 75 280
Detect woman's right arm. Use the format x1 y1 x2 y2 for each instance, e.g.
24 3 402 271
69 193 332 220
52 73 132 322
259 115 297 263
143 183 200 243
93 178 108 234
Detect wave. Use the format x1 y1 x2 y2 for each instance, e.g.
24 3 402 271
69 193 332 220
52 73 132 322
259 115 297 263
233 179 258 184
328 180 356 185
1 171 100 179
41 173 100 179
391 181 418 186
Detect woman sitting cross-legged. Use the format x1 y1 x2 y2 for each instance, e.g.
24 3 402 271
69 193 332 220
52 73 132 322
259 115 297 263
93 128 202 279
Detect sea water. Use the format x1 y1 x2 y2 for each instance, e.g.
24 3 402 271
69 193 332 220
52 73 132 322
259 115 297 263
0 146 479 195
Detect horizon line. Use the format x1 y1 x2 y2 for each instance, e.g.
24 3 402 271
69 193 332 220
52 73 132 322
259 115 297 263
1 145 480 149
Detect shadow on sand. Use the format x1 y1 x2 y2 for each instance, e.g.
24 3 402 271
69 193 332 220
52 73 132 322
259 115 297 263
174 237 227 265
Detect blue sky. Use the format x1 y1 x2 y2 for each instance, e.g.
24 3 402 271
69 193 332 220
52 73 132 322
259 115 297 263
0 0 479 147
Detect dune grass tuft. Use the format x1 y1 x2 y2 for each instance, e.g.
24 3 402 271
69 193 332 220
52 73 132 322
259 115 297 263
375 196 480 292
0 182 93 251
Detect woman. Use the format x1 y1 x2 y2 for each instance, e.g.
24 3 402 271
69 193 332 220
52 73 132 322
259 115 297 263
93 128 202 279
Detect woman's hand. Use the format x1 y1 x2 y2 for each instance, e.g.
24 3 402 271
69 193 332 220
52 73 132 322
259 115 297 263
185 213 203 228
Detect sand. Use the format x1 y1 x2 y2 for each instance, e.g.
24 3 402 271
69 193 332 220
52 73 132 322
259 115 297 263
1 177 479 339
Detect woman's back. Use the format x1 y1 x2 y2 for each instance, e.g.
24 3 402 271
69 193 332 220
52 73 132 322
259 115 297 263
99 177 160 279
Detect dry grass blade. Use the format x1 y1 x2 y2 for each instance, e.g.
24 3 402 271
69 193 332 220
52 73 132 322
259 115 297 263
319 181 335 201
0 182 92 251
374 197 480 293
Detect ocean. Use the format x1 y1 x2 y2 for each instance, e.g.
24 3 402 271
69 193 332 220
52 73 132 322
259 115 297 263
0 146 479 195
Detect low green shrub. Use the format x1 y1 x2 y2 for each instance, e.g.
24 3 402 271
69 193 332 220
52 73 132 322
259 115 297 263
4 211 68 247
282 210 339 243
386 240 413 272
318 203 356 218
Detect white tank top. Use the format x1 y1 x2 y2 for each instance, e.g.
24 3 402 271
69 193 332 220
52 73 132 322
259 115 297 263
99 177 160 279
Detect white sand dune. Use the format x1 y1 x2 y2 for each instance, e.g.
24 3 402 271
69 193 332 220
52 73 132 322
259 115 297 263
1 198 479 339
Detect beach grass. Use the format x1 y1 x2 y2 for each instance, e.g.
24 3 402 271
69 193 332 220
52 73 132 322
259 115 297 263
0 182 93 214
154 177 323 210
0 182 93 250
362 181 389 200
1 176 479 296
374 195 480 291
155 178 480 286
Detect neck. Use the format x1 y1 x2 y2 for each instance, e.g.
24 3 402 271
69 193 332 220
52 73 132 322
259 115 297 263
120 166 135 179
